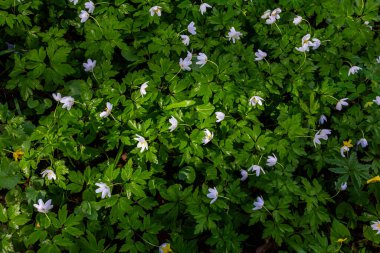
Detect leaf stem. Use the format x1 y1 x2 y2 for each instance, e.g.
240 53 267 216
296 52 307 71
90 16 102 30
136 233 160 248
169 69 181 82
207 60 219 73
273 22 282 34
92 71 99 83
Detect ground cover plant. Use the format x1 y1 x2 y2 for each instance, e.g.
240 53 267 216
1 0 380 252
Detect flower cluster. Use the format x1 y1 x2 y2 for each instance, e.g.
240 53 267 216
53 93 75 110
261 8 282 24
78 1 95 23
296 34 320 52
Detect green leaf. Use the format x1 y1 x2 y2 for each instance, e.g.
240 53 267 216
26 230 47 247
165 100 196 110
196 103 215 120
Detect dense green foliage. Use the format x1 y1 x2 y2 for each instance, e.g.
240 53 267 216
1 0 380 252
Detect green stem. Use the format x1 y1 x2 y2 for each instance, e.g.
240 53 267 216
258 155 263 164
110 113 121 123
136 234 159 248
322 94 339 102
274 22 282 34
264 58 271 73
207 60 219 73
296 52 307 71
263 206 273 216
90 16 102 30
169 69 181 82
304 19 312 33
92 71 99 83
176 29 187 37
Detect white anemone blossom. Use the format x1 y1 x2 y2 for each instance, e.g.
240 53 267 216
227 27 242 43
34 199 53 213
134 134 148 152
100 102 113 118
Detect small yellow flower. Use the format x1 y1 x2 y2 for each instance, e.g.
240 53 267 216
336 238 347 244
13 150 24 161
159 243 172 253
343 140 353 148
367 176 380 184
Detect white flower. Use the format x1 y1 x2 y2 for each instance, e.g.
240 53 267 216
180 35 190 46
340 182 347 191
262 8 281 24
319 115 327 125
69 0 78 5
364 21 372 30
227 27 242 43
376 56 380 64
168 116 178 132
185 51 192 61
79 10 90 23
240 170 248 181
295 44 309 52
199 3 212 15
53 93 62 102
249 96 264 106
149 6 162 17
373 96 380 105
83 59 96 72
293 15 303 25
265 16 276 24
313 129 331 146
41 169 57 180
140 82 148 96
60 96 75 110
33 199 53 213
179 57 192 71
84 1 95 14
202 129 214 145
188 21 196 35
340 145 350 157
296 34 319 52
301 34 314 47
311 38 321 50
261 10 271 19
248 165 265 177
207 187 218 204
336 98 349 111
266 154 277 167
253 196 264 211
95 182 111 199
271 8 282 20
348 66 361 76
357 138 368 148
215 112 225 123
134 134 148 153
100 102 113 118
254 50 267 61
371 220 380 234
319 129 332 137
196 53 207 67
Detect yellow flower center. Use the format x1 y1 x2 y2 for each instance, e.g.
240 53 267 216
13 150 24 161
160 244 172 253
343 140 353 148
